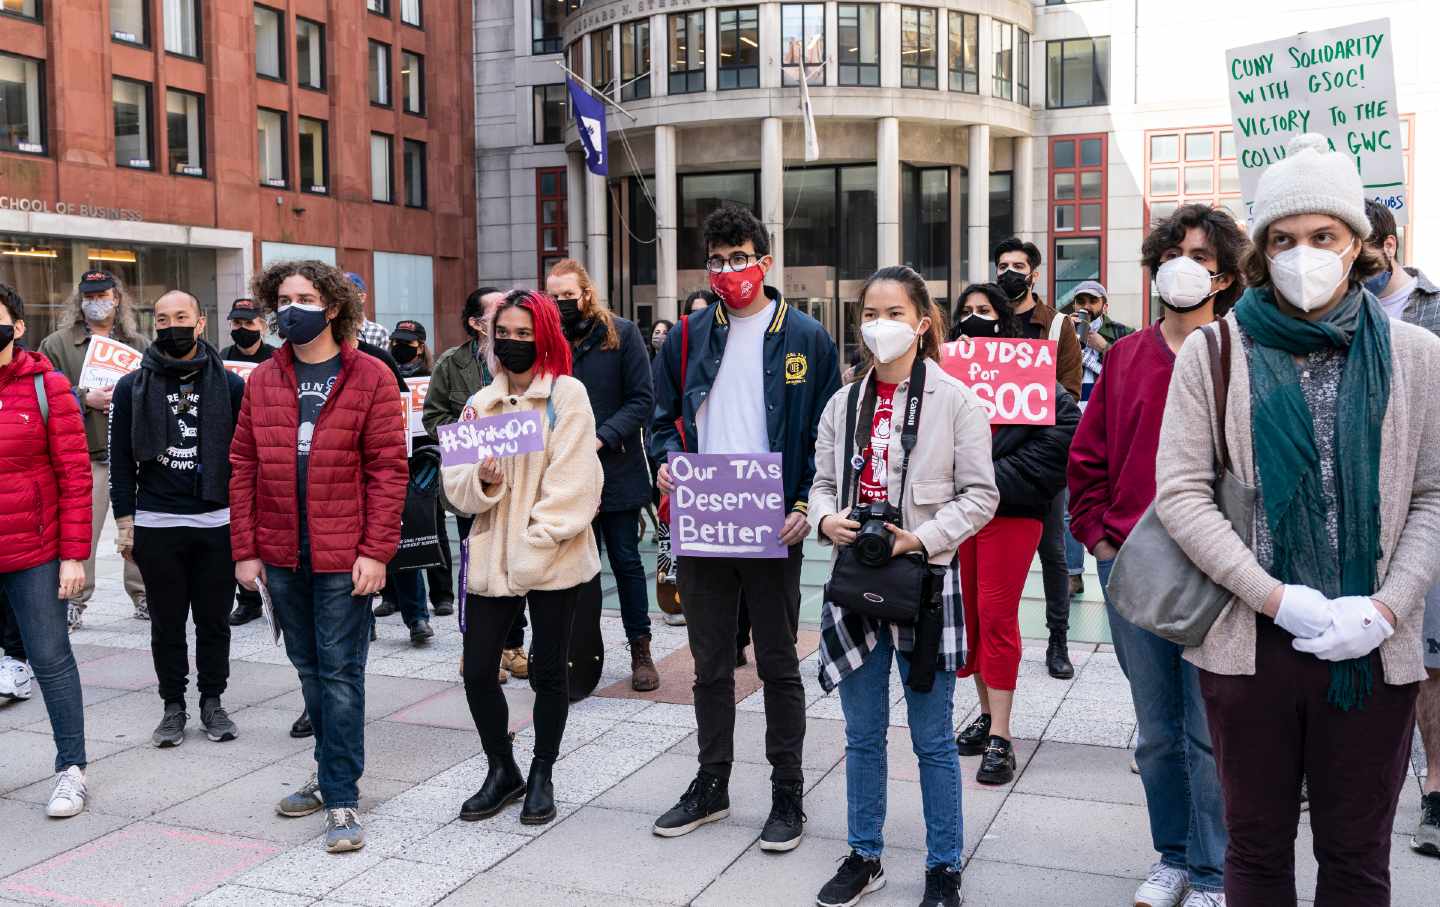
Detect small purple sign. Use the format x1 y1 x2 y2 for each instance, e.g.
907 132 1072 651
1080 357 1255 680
437 410 545 467
669 452 788 559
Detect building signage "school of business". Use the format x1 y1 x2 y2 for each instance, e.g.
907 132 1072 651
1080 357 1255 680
0 195 144 222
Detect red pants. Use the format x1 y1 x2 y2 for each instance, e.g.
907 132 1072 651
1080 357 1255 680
955 516 1043 691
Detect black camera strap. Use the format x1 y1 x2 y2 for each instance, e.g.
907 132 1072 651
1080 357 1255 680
840 356 928 511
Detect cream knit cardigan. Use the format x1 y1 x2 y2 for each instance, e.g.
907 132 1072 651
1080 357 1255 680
442 371 602 598
1155 312 1440 685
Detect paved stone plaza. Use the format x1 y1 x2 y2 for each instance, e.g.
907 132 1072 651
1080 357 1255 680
0 527 1431 906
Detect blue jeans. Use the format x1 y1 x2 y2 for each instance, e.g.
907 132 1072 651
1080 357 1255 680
839 632 962 870
387 566 429 628
0 560 86 771
1097 558 1225 892
266 550 372 810
594 509 651 642
1063 511 1087 576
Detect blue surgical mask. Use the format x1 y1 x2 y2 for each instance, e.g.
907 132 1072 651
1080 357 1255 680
1363 254 1393 296
277 303 329 346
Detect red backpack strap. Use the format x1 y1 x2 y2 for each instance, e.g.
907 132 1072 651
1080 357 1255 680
676 314 690 449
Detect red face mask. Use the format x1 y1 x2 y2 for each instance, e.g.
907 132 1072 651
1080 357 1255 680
709 263 766 310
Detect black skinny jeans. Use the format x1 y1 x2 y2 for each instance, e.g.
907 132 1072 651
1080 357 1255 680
456 514 525 648
132 524 234 705
463 588 578 761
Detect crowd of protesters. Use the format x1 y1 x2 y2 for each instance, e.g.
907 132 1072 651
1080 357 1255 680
1 131 1437 907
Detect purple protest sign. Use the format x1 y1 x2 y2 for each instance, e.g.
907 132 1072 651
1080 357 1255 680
668 452 788 559
437 410 545 467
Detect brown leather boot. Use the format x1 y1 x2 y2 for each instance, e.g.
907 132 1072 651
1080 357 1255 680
630 636 660 692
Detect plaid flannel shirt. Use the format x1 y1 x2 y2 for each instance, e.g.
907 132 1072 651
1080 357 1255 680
359 319 391 348
1399 268 1440 336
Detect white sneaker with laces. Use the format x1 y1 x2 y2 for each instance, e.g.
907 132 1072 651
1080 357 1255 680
1134 862 1189 907
46 766 87 818
1181 890 1225 907
0 656 16 699
0 657 33 700
663 612 687 626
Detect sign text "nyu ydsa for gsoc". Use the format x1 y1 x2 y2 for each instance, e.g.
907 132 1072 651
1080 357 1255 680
0 196 143 222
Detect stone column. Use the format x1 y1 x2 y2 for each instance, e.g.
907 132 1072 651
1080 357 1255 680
967 123 990 283
761 116 785 290
1013 134 1035 244
567 150 588 264
877 116 901 265
586 171 609 306
655 124 679 321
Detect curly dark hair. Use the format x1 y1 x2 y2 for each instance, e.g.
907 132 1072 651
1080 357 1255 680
951 283 1026 340
1364 199 1399 248
0 282 24 323
703 204 770 257
251 260 364 344
992 237 1042 270
1141 203 1250 312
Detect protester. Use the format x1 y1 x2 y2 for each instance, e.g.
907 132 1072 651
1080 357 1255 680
1363 199 1440 858
443 289 602 826
651 204 841 851
684 289 717 314
219 298 274 364
230 260 409 853
109 290 246 747
1155 133 1440 905
345 272 391 348
546 260 658 691
651 319 673 358
810 266 998 907
0 282 93 817
1069 203 1247 907
950 282 1079 785
37 270 149 629
389 319 432 378
990 240 1082 679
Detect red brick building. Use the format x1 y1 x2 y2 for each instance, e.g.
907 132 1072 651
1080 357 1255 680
0 0 475 350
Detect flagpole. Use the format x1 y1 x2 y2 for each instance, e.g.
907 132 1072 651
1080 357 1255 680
555 61 637 122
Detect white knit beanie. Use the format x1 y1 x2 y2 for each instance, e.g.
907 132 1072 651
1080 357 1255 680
1249 133 1371 242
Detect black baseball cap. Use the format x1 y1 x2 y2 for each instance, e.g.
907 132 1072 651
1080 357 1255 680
392 320 426 342
227 298 263 321
79 270 117 293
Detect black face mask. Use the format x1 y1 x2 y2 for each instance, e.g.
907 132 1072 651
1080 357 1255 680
0 324 13 355
959 315 1001 338
494 338 538 374
391 343 419 364
230 327 261 349
155 325 198 359
996 269 1032 301
556 300 588 339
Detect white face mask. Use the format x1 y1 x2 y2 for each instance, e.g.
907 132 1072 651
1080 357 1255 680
1267 239 1355 312
1154 256 1219 312
861 317 919 364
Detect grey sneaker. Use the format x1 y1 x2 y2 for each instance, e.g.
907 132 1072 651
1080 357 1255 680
324 807 365 853
200 698 237 742
278 772 324 817
151 702 187 748
1413 792 1440 857
66 602 83 633
132 596 149 621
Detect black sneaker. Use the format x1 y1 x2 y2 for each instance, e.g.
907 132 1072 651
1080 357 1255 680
955 713 992 756
760 780 806 852
1412 791 1440 856
152 701 187 748
432 600 455 617
410 620 435 645
200 697 237 742
652 771 729 837
919 865 962 907
816 851 884 907
373 599 398 618
975 736 1016 786
1046 634 1074 679
229 603 262 626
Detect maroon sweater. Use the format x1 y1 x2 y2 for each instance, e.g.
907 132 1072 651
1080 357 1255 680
1067 324 1177 551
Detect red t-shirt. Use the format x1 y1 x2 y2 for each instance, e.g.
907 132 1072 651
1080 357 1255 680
857 382 897 504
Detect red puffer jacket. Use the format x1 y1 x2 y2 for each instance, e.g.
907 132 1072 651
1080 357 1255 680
0 349 92 573
229 343 408 573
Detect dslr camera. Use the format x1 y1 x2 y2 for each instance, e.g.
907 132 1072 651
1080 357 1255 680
847 501 904 567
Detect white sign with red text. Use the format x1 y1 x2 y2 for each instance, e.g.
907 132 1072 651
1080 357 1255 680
77 335 142 389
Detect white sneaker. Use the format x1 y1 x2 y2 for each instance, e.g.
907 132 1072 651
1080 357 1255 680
46 766 87 818
66 603 83 633
0 656 33 700
1134 862 1189 907
663 612 687 626
1182 891 1225 907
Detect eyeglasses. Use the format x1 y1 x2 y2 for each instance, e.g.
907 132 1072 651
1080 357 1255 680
705 252 761 274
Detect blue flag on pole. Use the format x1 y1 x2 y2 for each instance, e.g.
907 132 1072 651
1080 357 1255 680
567 77 608 176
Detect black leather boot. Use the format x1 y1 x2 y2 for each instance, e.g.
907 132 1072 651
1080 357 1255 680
1046 632 1074 679
459 743 526 821
520 757 557 826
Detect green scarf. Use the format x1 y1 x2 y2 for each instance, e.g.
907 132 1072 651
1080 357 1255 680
1233 286 1392 711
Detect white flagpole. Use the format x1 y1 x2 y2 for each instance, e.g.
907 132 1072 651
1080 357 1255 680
799 61 821 162
555 60 637 122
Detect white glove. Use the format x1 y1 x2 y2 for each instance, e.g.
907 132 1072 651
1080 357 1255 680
1272 585 1334 639
1291 596 1394 662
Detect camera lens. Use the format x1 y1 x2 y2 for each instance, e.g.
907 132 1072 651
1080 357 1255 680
854 522 894 567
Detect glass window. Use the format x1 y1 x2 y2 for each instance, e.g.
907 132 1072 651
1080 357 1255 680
1054 172 1074 200
367 0 388 14
403 139 425 208
533 0 563 54
1184 166 1213 195
1149 168 1177 196
536 168 568 280
1054 237 1100 302
297 19 325 90
903 167 948 282
678 172 757 268
401 0 420 27
781 4 824 87
1054 206 1073 231
621 20 650 101
1080 170 1101 198
1046 36 1109 109
370 133 393 203
900 8 937 90
373 252 435 341
989 171 1013 245
1220 130 1235 159
163 0 200 57
532 83 566 145
0 0 39 20
401 51 423 114
992 20 1013 100
1150 133 1178 163
668 12 705 94
947 11 977 93
591 27 614 97
839 166 877 280
717 7 759 91
1053 139 1074 168
1017 28 1030 105
298 116 327 193
0 53 44 155
1079 203 1101 231
369 41 391 106
837 5 879 87
111 0 148 44
782 167 836 267
1080 138 1102 166
165 89 203 177
256 108 286 186
1149 201 1177 226
254 6 283 80
113 78 153 170
1185 132 1213 161
1219 163 1239 194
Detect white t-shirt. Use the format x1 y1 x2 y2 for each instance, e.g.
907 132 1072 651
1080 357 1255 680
698 301 774 455
1379 272 1417 319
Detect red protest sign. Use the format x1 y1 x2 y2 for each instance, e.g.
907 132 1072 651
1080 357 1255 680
939 337 1057 425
